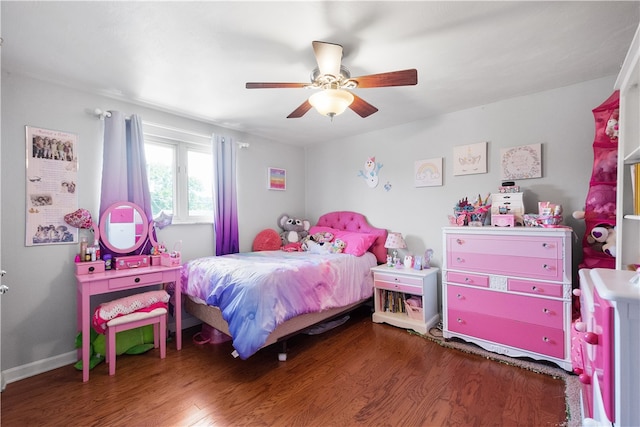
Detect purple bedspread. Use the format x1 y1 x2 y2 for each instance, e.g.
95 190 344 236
181 250 377 359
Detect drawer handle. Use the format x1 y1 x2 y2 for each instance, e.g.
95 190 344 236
134 277 141 283
542 243 549 248
456 293 462 299
464 277 471 283
531 285 538 292
542 308 550 314
88 266 95 273
542 336 549 342
456 239 464 245
457 318 463 323
542 264 551 270
457 257 464 263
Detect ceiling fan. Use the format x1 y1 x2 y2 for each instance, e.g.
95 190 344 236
245 41 418 119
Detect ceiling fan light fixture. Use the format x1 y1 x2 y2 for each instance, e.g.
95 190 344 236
308 89 354 118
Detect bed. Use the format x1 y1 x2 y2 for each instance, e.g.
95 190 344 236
180 211 388 360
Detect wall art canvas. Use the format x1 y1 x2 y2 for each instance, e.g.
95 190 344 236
25 125 79 246
414 157 443 187
453 142 487 176
500 143 542 180
267 167 286 190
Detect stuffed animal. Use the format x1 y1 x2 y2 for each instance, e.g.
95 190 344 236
277 213 310 245
304 238 346 254
586 225 617 257
301 231 334 251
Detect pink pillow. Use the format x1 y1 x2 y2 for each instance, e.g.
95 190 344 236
333 231 377 256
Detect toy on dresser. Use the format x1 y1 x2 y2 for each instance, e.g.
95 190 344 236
450 195 491 226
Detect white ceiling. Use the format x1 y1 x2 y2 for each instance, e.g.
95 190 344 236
2 1 639 146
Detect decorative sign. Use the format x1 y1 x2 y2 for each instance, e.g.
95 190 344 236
267 167 286 190
501 143 542 180
25 126 79 246
414 157 443 187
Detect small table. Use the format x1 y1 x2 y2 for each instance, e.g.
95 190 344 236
75 264 182 382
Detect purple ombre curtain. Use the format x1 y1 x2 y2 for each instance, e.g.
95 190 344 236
99 111 154 255
213 135 239 255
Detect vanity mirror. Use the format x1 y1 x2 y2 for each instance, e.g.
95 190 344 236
99 201 149 254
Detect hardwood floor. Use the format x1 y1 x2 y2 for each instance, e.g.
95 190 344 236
1 306 566 426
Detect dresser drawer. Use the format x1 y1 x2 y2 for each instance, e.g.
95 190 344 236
447 234 563 259
447 249 562 281
447 285 563 328
447 308 565 358
508 278 564 298
373 272 423 295
108 272 165 290
446 271 489 288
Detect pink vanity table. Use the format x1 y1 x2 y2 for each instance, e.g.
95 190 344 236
75 265 182 382
75 201 183 382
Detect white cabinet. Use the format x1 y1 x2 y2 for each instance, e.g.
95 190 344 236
371 265 439 335
615 23 640 270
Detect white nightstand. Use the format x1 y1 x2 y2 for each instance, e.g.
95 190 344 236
370 265 439 335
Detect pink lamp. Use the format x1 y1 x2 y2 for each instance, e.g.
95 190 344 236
384 232 406 266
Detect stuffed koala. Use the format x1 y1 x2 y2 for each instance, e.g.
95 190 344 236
277 213 310 245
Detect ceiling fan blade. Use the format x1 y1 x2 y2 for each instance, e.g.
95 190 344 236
351 69 418 88
287 100 313 118
246 82 309 89
349 94 378 118
312 41 343 77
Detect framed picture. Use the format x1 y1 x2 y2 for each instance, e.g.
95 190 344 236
453 141 487 176
414 157 443 187
501 143 542 180
267 167 286 190
25 125 79 246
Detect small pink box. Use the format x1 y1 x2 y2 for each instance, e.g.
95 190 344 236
151 255 162 266
492 214 515 227
75 260 105 275
160 253 181 267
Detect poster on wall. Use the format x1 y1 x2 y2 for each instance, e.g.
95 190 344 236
25 126 79 246
453 142 487 176
414 157 443 187
500 143 542 180
267 167 286 190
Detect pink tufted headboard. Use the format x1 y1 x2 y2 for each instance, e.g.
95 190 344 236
316 211 388 264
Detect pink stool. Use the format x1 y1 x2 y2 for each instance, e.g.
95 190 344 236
104 308 167 376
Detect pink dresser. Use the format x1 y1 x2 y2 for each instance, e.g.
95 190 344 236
442 227 573 371
577 268 640 426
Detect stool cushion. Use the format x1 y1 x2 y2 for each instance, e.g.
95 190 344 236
93 290 170 333
106 307 168 327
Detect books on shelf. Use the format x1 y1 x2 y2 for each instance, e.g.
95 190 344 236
632 163 640 216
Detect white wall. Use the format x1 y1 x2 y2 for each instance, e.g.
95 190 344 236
0 72 305 377
305 75 617 277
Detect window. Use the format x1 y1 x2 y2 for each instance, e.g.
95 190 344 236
143 123 213 223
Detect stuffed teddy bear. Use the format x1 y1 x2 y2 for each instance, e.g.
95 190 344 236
277 213 310 245
587 225 617 257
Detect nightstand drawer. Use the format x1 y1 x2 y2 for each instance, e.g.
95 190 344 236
447 285 563 328
374 272 423 294
108 272 165 290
